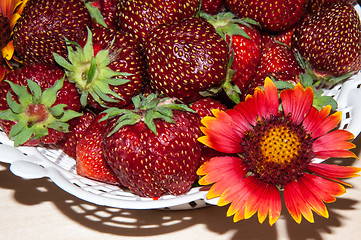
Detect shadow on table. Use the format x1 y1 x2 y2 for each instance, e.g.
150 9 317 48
0 135 360 240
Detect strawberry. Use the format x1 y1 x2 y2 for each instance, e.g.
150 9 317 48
0 63 82 146
261 27 296 48
292 2 361 78
227 24 261 94
101 94 203 198
255 42 303 82
190 97 228 118
145 17 229 103
201 0 225 15
240 41 303 100
76 113 120 185
56 109 96 159
116 0 200 46
12 0 91 64
307 0 356 13
54 24 147 110
225 0 308 32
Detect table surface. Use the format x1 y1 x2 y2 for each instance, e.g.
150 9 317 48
1 135 361 240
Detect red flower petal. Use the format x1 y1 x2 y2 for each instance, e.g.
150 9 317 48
313 129 355 150
299 173 345 203
313 129 357 159
198 157 248 198
234 99 258 126
303 105 341 139
308 163 361 181
297 175 329 218
226 109 252 137
218 175 253 207
246 180 281 225
244 178 267 220
263 77 279 118
199 111 243 153
280 83 313 125
268 185 282 226
227 176 259 222
233 78 278 127
284 181 314 223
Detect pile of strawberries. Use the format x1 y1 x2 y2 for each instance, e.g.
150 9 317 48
0 0 360 199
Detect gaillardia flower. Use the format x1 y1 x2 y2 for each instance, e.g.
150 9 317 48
197 78 360 225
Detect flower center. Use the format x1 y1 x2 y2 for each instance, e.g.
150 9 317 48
242 116 314 187
259 125 301 165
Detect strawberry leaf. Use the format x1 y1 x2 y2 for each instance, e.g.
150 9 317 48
144 109 157 134
313 95 338 110
48 121 69 133
0 76 81 146
6 92 23 114
49 104 67 117
11 123 33 146
27 79 42 103
0 109 19 121
85 2 108 28
107 112 140 136
6 80 32 105
87 57 97 84
53 53 73 71
41 76 65 107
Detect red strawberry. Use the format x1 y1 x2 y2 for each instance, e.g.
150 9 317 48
307 0 356 13
226 24 262 93
255 42 303 81
292 2 361 77
225 0 308 32
0 63 82 146
56 109 96 159
12 0 91 65
145 17 229 103
54 24 147 110
190 97 228 118
201 0 225 15
261 27 296 48
101 94 203 198
76 113 120 185
241 42 303 100
116 0 200 46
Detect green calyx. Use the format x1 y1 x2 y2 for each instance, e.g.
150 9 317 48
200 11 259 42
100 93 196 136
0 77 83 146
53 27 131 108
